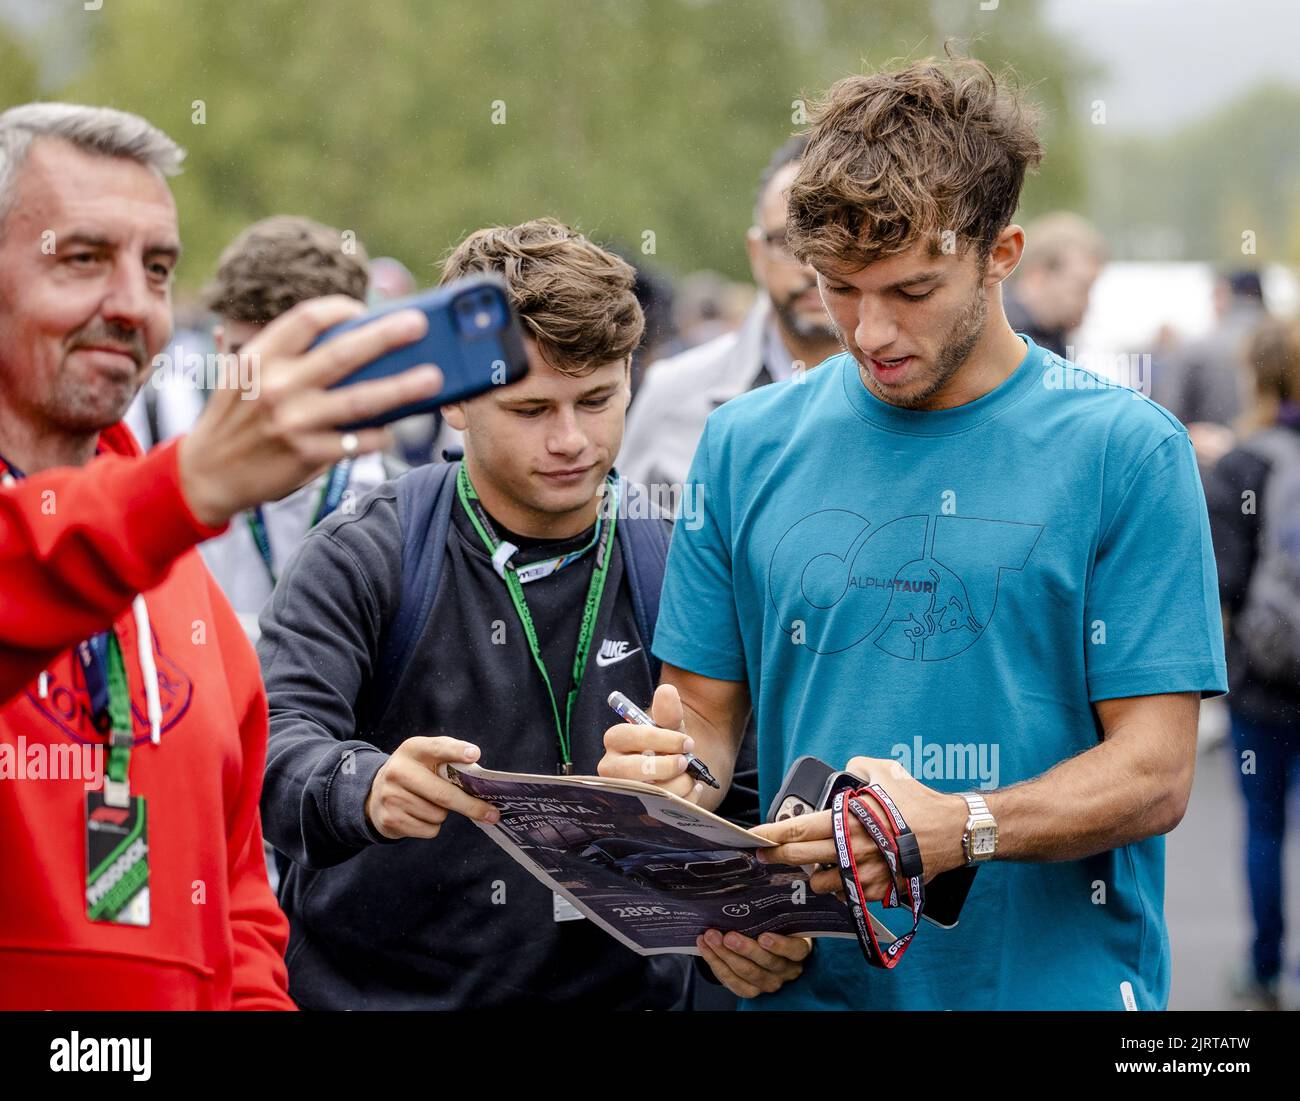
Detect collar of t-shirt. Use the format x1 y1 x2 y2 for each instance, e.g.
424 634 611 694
451 498 599 568
841 334 1041 437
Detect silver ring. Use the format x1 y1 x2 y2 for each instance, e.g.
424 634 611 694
340 431 359 459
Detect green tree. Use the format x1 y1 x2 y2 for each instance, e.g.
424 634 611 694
55 0 1087 288
0 22 39 107
1088 83 1300 264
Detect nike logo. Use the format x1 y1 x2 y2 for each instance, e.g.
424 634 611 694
595 640 642 667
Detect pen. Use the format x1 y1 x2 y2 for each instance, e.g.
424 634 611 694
606 690 721 789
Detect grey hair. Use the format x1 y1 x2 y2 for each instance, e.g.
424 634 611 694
0 103 185 230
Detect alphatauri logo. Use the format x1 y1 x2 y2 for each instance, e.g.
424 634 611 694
769 510 1042 660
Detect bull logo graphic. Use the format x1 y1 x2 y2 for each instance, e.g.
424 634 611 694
769 510 1042 660
891 565 982 641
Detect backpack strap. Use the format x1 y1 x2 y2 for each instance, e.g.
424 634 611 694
371 461 458 727
616 476 673 682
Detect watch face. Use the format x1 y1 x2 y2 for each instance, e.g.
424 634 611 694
972 826 997 856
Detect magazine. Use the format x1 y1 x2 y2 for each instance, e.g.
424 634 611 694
441 763 877 955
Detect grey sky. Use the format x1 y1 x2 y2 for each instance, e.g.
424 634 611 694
1044 0 1300 132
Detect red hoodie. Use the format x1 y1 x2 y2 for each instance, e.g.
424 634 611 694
0 424 295 1009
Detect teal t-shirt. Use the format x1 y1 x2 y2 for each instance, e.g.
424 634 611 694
652 335 1227 1010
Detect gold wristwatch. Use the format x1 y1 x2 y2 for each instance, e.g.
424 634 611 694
960 792 998 864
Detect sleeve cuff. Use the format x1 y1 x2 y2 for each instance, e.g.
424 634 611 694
325 744 401 850
124 438 229 559
1088 660 1229 702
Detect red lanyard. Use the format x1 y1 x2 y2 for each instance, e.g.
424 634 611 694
831 783 926 969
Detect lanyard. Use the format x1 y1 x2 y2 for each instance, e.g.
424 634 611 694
455 463 616 772
1 449 136 802
831 783 926 969
245 459 353 586
102 631 136 807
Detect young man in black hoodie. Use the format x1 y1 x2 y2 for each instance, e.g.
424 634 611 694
256 219 691 1008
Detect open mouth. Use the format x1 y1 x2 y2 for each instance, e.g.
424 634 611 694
866 354 915 384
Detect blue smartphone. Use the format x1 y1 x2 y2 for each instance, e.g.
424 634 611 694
314 272 530 428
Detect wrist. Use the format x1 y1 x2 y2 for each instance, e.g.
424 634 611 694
914 791 971 877
937 793 972 874
177 432 235 528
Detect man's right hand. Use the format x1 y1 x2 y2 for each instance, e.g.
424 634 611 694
365 736 499 840
597 683 704 802
178 295 443 527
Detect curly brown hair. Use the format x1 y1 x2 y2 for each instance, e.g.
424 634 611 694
202 215 370 323
787 57 1043 271
440 218 643 377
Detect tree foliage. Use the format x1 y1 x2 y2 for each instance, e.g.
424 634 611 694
33 0 1088 288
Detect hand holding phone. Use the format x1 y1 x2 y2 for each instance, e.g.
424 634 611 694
766 754 977 928
314 272 530 429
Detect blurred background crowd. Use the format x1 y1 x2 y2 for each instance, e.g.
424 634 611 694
1 0 1297 1010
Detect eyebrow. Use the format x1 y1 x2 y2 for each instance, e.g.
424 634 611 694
498 381 619 406
818 266 945 291
885 269 944 290
59 230 182 263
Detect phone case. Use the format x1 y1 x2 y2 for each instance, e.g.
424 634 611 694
316 272 530 429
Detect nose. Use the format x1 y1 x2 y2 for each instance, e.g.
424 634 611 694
547 405 589 458
854 295 899 357
99 255 155 334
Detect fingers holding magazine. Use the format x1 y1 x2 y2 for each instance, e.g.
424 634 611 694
696 929 812 998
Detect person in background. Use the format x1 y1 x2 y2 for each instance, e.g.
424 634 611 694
619 135 841 500
371 254 450 468
368 255 417 306
122 298 210 450
1204 318 1300 1011
1156 271 1270 467
1001 210 1105 360
198 216 403 640
606 244 678 395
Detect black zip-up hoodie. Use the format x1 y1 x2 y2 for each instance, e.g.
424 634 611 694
256 477 688 1009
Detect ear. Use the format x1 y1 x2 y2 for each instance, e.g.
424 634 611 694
441 401 467 432
212 324 226 354
986 224 1025 285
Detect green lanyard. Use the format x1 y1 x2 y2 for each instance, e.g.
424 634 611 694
103 631 135 807
456 463 616 772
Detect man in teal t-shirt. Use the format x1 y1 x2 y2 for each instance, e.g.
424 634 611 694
598 59 1227 1010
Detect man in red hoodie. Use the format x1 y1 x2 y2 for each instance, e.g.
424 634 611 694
0 103 442 1009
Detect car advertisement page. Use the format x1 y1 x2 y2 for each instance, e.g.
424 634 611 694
443 764 865 955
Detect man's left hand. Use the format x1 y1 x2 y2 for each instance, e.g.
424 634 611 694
750 756 970 901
